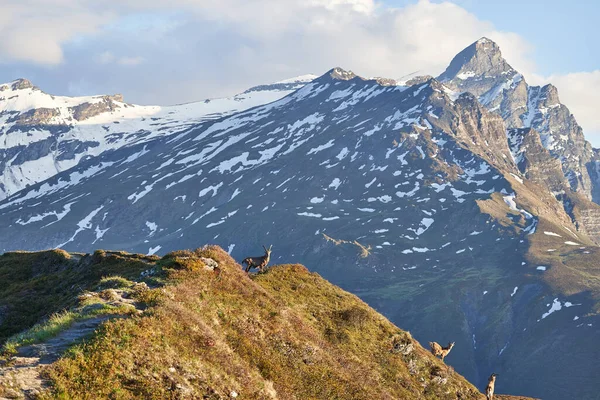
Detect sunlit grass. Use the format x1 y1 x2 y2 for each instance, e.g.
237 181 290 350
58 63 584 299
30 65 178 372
39 246 485 400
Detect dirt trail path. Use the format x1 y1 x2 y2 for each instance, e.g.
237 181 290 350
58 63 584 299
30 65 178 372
0 290 141 399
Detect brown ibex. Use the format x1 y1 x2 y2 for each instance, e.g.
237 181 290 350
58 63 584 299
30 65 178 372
241 245 272 272
429 341 455 362
486 373 498 400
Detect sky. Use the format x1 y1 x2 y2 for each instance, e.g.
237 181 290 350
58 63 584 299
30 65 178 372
0 0 598 144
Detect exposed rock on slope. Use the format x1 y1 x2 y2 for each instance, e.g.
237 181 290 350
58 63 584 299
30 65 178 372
508 128 567 192
70 95 123 121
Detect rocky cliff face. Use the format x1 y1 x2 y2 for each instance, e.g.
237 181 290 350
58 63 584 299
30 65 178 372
440 38 598 202
523 84 594 195
8 78 35 91
439 38 600 246
587 149 600 203
7 107 60 125
508 127 567 193
439 38 516 96
439 38 528 129
506 126 600 242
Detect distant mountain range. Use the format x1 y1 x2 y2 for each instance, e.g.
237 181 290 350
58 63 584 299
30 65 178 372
0 75 316 199
0 39 599 399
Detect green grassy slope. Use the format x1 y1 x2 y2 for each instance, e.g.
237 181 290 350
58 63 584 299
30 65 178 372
0 249 161 345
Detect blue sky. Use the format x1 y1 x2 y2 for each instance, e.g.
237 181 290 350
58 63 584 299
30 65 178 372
443 0 598 74
381 0 599 74
0 0 598 144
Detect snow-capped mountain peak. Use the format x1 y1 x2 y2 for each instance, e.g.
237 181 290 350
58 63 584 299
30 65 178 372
328 67 358 81
0 78 125 118
439 38 599 201
0 75 312 200
438 37 517 94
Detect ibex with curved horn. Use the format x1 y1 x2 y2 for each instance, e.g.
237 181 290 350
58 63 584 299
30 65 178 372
486 373 498 400
242 245 272 272
429 341 455 362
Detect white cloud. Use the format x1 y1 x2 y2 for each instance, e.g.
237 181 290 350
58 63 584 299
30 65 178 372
0 0 532 76
0 1 112 65
95 51 144 67
117 56 145 66
96 51 116 64
127 0 534 84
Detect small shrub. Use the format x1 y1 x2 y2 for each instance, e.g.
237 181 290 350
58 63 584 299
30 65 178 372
430 364 446 378
92 249 107 262
130 282 150 297
324 326 349 344
334 306 370 328
159 251 207 272
98 289 119 302
97 276 132 290
134 288 164 307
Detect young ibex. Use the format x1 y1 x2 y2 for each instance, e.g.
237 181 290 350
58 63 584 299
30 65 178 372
241 245 272 272
429 341 455 362
486 373 498 400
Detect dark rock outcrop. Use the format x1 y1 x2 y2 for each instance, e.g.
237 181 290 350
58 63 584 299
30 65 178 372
329 67 357 81
70 96 122 121
11 78 35 91
8 108 60 125
405 75 434 86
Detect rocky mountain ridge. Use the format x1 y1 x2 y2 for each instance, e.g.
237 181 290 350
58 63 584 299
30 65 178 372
440 38 597 202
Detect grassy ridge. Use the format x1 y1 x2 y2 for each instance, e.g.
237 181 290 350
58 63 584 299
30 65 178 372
0 246 536 399
39 246 485 399
0 249 160 345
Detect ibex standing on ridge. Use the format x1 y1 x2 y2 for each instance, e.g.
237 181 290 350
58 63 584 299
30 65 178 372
241 245 272 272
486 373 498 400
429 341 455 362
